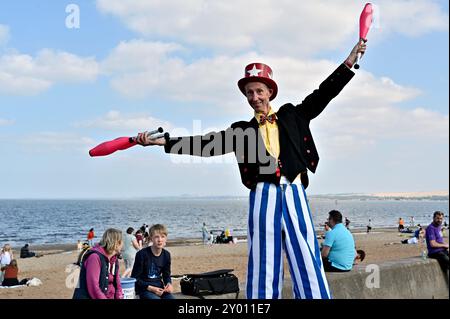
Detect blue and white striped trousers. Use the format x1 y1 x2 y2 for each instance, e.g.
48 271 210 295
246 180 330 299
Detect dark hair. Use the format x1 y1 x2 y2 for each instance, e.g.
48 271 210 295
433 211 444 218
126 227 134 234
328 210 343 224
357 249 366 262
9 259 18 269
89 228 94 232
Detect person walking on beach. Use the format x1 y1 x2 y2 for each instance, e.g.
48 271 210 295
321 210 356 272
410 216 415 228
136 41 367 299
202 222 209 245
208 231 215 245
122 227 141 277
398 218 405 232
73 228 124 299
366 219 372 234
135 229 144 248
131 224 174 299
345 217 351 229
425 211 449 272
87 228 95 247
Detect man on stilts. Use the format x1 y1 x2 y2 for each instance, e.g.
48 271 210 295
136 41 367 299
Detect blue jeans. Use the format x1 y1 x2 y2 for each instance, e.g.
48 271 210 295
139 290 175 299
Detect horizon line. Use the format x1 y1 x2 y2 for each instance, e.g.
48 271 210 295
0 191 448 201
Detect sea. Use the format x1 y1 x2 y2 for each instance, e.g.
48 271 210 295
0 197 448 246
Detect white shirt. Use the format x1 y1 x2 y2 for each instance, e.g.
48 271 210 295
0 251 12 265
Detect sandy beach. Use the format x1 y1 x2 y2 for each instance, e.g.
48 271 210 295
0 228 447 299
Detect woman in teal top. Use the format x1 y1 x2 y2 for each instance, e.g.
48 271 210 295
122 227 141 277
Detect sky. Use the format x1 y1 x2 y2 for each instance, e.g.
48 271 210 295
0 0 448 199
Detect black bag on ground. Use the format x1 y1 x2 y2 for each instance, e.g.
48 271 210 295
180 269 239 298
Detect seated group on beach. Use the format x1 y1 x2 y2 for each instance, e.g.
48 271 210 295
1 243 41 287
68 210 447 299
73 224 174 299
0 244 19 286
385 226 426 246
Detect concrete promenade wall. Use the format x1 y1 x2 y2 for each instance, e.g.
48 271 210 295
175 257 449 299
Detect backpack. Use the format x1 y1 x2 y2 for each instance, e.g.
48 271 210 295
180 269 239 299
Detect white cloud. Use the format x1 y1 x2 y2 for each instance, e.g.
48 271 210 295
101 40 422 110
102 41 249 102
377 0 449 37
18 132 96 152
314 104 449 160
75 110 173 132
96 0 448 55
101 40 184 74
0 24 10 46
101 39 448 164
0 118 14 126
0 49 99 95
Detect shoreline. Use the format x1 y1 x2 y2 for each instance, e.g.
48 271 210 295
8 226 407 254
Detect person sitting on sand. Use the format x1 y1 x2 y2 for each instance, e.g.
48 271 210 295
225 228 234 244
215 231 227 244
72 228 124 299
385 227 425 246
77 240 83 252
20 244 36 259
413 227 424 239
400 228 424 245
400 227 413 234
1 259 20 286
0 244 14 284
321 210 356 272
75 242 91 266
131 224 174 299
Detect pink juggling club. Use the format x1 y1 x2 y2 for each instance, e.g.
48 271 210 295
89 127 167 157
354 3 373 69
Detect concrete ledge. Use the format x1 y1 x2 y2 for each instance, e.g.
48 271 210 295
328 257 448 299
174 257 448 299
